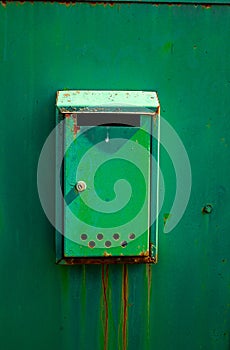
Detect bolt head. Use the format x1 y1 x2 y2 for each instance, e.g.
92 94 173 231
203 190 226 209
202 204 213 214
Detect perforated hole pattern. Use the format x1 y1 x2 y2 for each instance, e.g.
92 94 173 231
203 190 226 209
80 233 135 248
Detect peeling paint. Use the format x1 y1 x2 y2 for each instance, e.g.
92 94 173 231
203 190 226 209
163 213 172 226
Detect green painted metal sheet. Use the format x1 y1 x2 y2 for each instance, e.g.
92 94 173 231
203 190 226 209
0 2 230 350
64 122 151 257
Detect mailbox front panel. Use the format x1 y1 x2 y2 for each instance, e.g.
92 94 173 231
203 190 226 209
63 115 151 258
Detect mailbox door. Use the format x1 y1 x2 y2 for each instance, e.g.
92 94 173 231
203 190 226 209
63 114 152 258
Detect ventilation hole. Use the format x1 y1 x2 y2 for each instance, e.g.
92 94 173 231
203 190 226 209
105 241 112 248
97 233 104 240
129 233 135 240
121 241 128 248
81 234 88 240
113 233 120 240
88 241 96 248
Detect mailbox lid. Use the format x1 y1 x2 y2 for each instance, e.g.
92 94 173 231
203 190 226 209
57 90 159 111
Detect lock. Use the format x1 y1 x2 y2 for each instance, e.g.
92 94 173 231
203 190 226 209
75 181 87 193
56 90 160 264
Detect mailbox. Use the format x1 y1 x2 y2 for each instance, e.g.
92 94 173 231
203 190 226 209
56 90 160 264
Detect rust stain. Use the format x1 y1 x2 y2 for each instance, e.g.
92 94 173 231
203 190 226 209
139 250 149 256
64 93 70 97
89 2 115 7
1 1 6 7
56 91 60 105
202 4 212 9
57 255 156 265
146 264 152 346
58 1 76 6
163 213 172 226
146 264 152 310
104 252 112 257
73 115 80 138
122 265 128 350
101 265 109 350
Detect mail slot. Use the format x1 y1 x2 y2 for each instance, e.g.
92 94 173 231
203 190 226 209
56 90 160 264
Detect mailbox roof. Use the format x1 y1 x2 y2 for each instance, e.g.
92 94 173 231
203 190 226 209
56 90 159 110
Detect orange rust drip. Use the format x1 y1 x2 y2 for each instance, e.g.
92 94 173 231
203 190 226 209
122 265 128 350
146 264 152 346
58 255 156 265
146 264 152 312
102 265 109 350
73 115 80 138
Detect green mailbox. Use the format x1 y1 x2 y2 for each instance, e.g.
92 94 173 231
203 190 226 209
56 90 160 264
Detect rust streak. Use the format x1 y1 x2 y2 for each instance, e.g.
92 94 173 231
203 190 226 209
58 1 76 6
57 255 156 265
146 263 152 347
146 264 152 312
102 265 109 350
122 265 128 350
202 4 211 8
73 115 80 138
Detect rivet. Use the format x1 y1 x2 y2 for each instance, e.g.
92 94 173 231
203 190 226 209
202 204 213 214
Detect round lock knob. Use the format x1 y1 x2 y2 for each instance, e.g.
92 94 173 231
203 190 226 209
75 181 87 192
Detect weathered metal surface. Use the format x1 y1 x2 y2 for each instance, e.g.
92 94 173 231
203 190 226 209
57 90 160 108
56 91 159 262
0 2 230 350
1 1 229 6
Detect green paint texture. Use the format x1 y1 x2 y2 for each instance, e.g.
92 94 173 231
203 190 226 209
0 2 230 350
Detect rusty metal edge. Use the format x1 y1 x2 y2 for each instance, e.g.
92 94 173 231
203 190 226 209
1 1 230 7
56 256 157 265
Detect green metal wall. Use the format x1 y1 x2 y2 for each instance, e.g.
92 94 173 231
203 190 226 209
0 1 230 349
